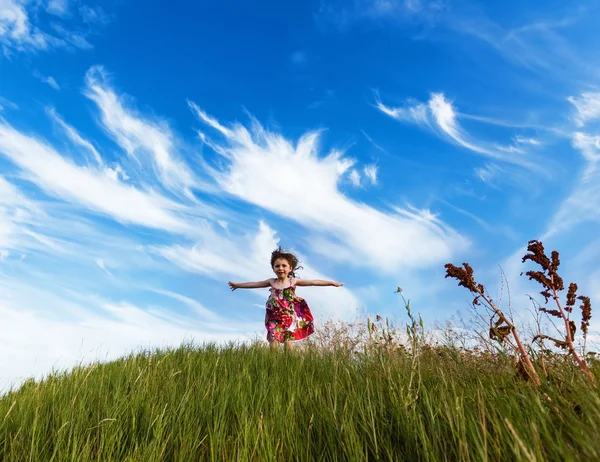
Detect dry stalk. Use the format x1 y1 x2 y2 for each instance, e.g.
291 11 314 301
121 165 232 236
445 262 541 386
521 240 595 385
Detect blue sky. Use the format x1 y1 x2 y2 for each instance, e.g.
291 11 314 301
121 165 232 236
1 0 600 389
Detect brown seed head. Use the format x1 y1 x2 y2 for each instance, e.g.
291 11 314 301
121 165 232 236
521 240 564 301
551 250 560 272
539 307 562 318
566 283 578 313
444 262 481 294
578 295 592 336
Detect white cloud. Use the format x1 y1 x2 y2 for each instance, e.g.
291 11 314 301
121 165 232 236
572 132 600 163
376 92 546 173
466 19 583 77
495 144 525 154
515 136 541 146
84 66 197 197
50 23 92 50
363 164 378 184
153 220 362 320
0 0 50 51
348 168 361 186
360 129 388 154
545 136 600 237
545 92 600 236
0 0 108 57
0 121 194 234
45 75 60 90
0 96 19 111
323 2 585 82
319 0 445 30
47 107 103 166
189 103 468 271
147 288 222 323
0 279 247 392
33 70 60 90
0 175 46 253
568 92 600 127
474 163 502 185
154 220 280 281
79 5 109 25
46 0 69 17
0 0 104 54
95 258 114 278
375 97 429 126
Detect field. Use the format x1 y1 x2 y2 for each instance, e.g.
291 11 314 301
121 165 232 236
1 338 599 461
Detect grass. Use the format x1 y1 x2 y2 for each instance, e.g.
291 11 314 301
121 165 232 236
1 341 599 461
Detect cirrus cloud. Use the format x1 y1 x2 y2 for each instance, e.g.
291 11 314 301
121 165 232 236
189 101 468 271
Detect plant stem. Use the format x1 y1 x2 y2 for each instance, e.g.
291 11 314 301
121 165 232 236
550 275 595 385
478 291 541 386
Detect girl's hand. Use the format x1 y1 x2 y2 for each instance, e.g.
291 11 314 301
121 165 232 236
228 281 238 291
333 282 344 287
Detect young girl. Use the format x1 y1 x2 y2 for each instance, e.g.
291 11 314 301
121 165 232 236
228 247 343 351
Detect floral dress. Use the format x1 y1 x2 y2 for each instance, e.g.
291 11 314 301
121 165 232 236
265 278 314 343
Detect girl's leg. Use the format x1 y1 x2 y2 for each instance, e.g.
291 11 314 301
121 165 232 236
284 341 294 352
269 341 279 352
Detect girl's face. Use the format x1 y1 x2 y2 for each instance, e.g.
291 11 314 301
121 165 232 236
272 258 292 279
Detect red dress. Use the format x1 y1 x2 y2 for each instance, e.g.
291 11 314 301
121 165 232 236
265 278 314 343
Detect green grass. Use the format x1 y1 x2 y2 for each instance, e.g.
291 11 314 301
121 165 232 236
1 342 599 461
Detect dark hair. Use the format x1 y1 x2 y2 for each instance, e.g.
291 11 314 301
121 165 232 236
270 246 303 278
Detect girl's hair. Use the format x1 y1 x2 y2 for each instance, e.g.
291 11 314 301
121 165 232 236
270 246 303 278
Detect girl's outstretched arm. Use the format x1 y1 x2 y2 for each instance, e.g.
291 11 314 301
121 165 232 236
228 280 271 291
295 279 343 287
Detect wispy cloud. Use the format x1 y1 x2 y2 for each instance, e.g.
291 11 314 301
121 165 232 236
0 279 245 392
45 76 60 90
318 0 446 30
50 23 93 50
147 289 222 323
0 0 50 52
375 92 545 172
474 163 502 186
46 107 103 166
189 102 468 271
515 136 541 146
46 0 70 17
438 197 519 241
0 96 19 112
0 0 105 55
79 5 110 25
0 121 193 234
545 132 600 237
348 169 361 186
321 1 590 81
360 130 388 154
84 66 197 197
568 92 600 127
572 132 600 163
0 175 33 252
453 15 586 78
0 175 82 259
363 164 378 184
154 220 362 319
33 70 60 90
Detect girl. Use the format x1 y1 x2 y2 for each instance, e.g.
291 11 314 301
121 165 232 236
228 247 343 351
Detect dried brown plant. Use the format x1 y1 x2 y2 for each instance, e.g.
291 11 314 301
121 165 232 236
444 262 541 385
521 240 595 384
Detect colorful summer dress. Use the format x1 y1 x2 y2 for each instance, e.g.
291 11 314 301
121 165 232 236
265 278 314 343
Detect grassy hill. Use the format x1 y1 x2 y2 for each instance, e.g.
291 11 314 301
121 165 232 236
1 341 599 461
